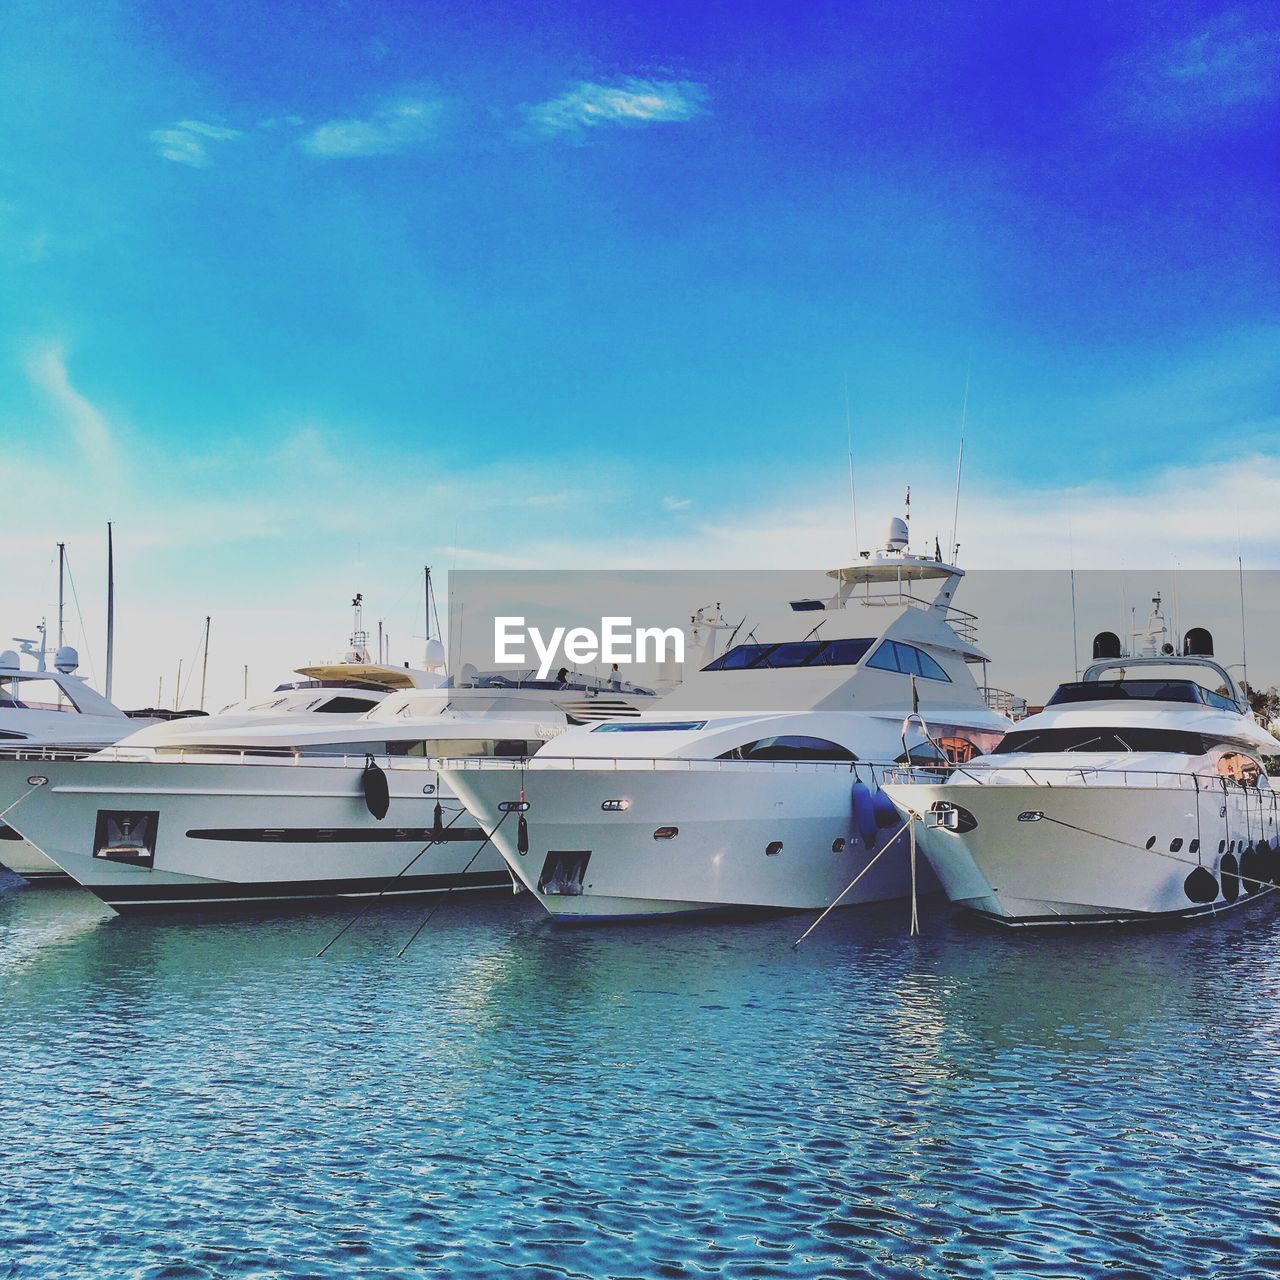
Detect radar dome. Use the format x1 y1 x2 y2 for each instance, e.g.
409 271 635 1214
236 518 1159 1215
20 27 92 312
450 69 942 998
0 649 19 670
886 516 909 551
54 646 80 673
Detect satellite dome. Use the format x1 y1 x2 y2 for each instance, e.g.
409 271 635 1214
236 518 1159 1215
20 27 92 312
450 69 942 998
886 516 909 551
54 646 80 673
0 649 19 670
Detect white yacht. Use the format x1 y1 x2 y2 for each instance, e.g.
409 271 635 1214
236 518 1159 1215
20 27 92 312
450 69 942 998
883 598 1280 926
0 637 162 881
0 601 438 884
442 516 1012 920
3 666 657 913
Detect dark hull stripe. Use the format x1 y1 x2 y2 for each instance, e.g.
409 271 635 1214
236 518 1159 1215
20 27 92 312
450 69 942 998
185 827 486 844
94 869 512 910
0 824 24 841
976 882 1278 928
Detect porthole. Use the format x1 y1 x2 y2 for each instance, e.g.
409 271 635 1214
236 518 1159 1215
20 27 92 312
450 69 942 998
1189 839 1200 854
765 841 783 857
831 838 846 853
1170 838 1183 853
1218 840 1227 854
1145 836 1157 850
653 826 678 841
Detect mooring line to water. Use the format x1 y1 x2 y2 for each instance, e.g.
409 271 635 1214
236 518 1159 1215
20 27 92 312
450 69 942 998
314 804 471 958
792 814 915 951
0 777 51 829
396 809 514 959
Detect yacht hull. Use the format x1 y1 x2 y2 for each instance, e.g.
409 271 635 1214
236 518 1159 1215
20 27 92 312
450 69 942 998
0 827 69 882
443 762 936 920
2 757 509 913
883 780 1280 925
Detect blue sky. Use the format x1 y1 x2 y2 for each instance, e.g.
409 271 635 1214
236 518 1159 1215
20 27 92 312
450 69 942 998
2 0 1278 704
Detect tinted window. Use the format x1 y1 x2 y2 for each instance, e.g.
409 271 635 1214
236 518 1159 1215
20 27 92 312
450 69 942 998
593 721 708 733
703 644 776 671
315 696 380 714
718 735 857 762
810 638 875 666
994 727 1209 755
1047 680 1204 707
865 642 950 682
760 642 826 667
703 639 876 671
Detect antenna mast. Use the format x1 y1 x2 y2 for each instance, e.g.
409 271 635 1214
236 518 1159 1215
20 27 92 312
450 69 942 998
950 365 969 562
1238 556 1250 700
844 375 860 555
105 522 115 701
199 616 211 711
57 542 66 649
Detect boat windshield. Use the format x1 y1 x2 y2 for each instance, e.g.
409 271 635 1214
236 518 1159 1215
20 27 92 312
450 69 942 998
702 638 875 671
994 726 1210 755
1046 680 1239 711
0 676 81 714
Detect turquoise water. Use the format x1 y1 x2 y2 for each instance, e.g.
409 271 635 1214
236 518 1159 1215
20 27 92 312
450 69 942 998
2 873 1279 1279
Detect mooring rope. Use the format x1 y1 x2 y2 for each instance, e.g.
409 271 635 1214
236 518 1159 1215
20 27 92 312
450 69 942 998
396 808 514 959
792 813 915 950
314 802 471 957
0 777 50 827
1039 812 1278 896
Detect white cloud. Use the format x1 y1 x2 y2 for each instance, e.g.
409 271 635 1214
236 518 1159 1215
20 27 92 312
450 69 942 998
662 496 693 511
150 119 243 168
23 340 118 477
300 98 440 158
1121 9 1280 121
527 78 707 135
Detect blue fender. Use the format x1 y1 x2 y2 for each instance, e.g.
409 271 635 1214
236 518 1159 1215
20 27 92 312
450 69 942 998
872 788 900 830
851 781 878 846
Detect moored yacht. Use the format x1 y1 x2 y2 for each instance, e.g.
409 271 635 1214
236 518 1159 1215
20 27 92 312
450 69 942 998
442 514 1012 920
883 599 1280 926
0 637 165 882
3 665 657 913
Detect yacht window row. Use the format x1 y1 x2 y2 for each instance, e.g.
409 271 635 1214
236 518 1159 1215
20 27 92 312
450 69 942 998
1046 679 1240 711
995 727 1224 756
700 637 949 680
151 738 543 759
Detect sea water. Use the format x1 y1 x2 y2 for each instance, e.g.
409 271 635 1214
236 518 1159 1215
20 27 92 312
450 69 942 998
2 873 1278 1278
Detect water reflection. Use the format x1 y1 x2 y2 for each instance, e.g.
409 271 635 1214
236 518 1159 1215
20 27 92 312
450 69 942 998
1 884 1277 1278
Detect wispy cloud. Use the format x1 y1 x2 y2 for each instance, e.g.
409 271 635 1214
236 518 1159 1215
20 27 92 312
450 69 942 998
300 98 440 158
24 340 118 476
662 496 693 511
1122 9 1280 121
150 119 243 168
527 78 708 136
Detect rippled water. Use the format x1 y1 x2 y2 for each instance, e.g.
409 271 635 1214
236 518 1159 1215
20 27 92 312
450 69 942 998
2 870 1279 1279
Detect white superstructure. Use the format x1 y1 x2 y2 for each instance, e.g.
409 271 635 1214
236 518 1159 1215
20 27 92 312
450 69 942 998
884 598 1280 926
442 515 1013 920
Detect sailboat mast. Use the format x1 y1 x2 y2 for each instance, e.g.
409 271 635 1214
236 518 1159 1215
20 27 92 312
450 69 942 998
105 522 115 701
199 616 211 711
57 542 66 649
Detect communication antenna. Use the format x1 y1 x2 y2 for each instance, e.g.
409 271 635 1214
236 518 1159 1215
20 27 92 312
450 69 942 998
949 363 969 562
105 522 115 701
57 542 66 649
844 374 861 555
1069 568 1080 680
199 616 211 712
1238 556 1250 699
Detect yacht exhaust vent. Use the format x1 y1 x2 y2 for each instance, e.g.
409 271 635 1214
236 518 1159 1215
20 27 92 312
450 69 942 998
1092 631 1122 660
1183 627 1214 657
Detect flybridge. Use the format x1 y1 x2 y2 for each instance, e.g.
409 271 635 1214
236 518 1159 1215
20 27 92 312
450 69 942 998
493 617 685 680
